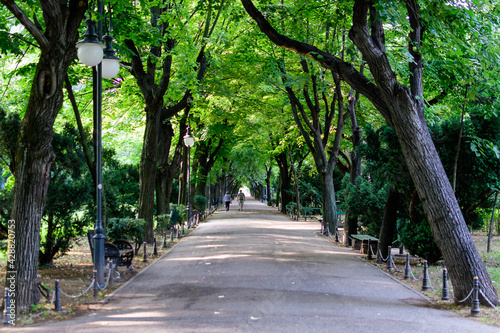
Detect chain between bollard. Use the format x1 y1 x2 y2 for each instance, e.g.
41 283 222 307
479 289 500 313
59 278 96 299
457 287 475 304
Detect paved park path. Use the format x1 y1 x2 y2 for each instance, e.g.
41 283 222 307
18 199 498 332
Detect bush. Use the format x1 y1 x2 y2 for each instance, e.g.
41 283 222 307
399 218 442 263
107 218 147 245
286 202 297 213
194 195 207 211
156 214 171 231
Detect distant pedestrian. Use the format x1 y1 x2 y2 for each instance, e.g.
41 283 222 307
238 190 245 211
224 191 231 211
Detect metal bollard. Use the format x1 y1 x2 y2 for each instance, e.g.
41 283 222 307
422 261 430 291
386 246 393 270
399 244 404 255
143 242 148 262
162 231 167 248
441 268 449 301
108 261 114 287
471 276 480 317
3 287 10 324
54 280 62 312
376 241 382 265
404 253 411 280
93 270 99 298
367 239 372 260
153 237 158 256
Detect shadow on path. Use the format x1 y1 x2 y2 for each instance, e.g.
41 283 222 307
18 198 498 332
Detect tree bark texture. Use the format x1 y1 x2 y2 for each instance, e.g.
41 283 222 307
3 0 87 311
378 187 399 258
274 151 293 214
138 105 161 243
241 0 498 304
266 166 272 206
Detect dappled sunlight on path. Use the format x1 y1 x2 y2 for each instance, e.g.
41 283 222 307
21 196 499 333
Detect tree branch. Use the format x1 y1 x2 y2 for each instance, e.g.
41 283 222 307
1 0 50 49
240 0 390 122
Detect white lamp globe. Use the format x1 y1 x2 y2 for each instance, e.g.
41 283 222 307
183 133 195 147
77 43 104 67
102 58 120 79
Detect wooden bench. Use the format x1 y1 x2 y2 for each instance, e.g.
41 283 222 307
87 231 134 268
351 234 378 254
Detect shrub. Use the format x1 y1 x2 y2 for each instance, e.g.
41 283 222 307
286 202 297 213
194 195 207 211
399 218 442 263
156 214 171 231
107 218 147 246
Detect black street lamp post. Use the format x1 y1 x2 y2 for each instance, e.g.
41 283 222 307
183 130 195 227
76 2 120 288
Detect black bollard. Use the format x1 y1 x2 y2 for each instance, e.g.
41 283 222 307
367 239 372 260
3 287 10 325
153 237 158 256
422 261 430 291
471 276 480 317
376 241 382 265
386 246 393 270
93 270 99 298
143 242 148 262
162 231 167 248
54 280 62 312
399 244 404 255
442 268 449 301
108 261 114 287
404 253 411 280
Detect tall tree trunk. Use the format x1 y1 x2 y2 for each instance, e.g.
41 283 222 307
178 150 188 206
378 187 399 258
155 119 174 215
320 166 337 235
289 147 301 219
266 166 272 206
275 151 292 214
3 0 87 311
138 105 161 242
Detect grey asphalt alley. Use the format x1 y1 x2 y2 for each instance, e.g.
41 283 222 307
16 198 499 332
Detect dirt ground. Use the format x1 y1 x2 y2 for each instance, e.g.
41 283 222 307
363 233 500 327
0 230 183 326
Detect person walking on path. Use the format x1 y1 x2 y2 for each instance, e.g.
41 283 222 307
238 190 245 211
224 191 231 211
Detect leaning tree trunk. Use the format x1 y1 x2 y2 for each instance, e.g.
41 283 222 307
138 105 161 243
349 0 498 304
